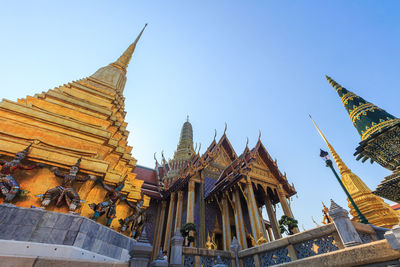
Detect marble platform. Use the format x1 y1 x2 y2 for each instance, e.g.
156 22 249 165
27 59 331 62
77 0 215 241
0 204 136 262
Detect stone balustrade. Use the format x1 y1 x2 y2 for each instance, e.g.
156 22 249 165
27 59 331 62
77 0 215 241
182 247 235 267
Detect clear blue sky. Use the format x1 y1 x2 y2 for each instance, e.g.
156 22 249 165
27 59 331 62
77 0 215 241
1 1 399 231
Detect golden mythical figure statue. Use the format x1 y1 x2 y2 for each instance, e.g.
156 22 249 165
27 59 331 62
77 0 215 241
205 232 217 250
321 201 332 225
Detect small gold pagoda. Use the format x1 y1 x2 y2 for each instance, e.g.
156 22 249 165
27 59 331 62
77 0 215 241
311 118 400 228
0 25 150 232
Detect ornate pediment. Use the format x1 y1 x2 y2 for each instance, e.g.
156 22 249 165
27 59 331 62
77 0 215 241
213 147 233 168
249 154 278 185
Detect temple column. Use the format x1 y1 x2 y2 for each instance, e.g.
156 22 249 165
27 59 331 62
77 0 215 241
258 207 269 241
264 193 281 240
277 185 299 234
221 194 231 251
164 192 176 251
186 181 195 247
174 190 184 233
267 225 274 241
152 201 167 260
199 172 206 248
233 189 248 249
245 176 264 241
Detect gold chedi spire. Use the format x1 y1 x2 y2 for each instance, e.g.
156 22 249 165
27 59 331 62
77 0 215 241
173 116 194 161
110 24 147 73
311 116 400 228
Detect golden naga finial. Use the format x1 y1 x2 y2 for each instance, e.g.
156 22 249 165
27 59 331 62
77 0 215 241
312 216 320 227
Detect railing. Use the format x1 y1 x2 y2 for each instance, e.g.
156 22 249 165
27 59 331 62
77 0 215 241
182 247 235 267
175 201 393 267
239 223 342 266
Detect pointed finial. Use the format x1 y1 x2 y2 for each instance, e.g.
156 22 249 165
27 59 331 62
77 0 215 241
224 122 227 135
310 115 351 175
258 130 261 141
138 228 150 243
187 115 189 122
329 199 341 210
194 143 198 153
246 137 249 148
110 24 147 73
198 143 201 154
214 129 217 141
325 76 399 141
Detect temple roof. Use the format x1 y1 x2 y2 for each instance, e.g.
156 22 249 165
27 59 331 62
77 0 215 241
159 131 296 201
326 76 400 141
134 165 162 199
205 139 296 200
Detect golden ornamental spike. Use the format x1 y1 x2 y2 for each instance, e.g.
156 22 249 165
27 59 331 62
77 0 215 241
111 24 147 73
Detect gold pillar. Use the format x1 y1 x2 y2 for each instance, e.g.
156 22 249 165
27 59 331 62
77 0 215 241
258 207 269 241
233 190 248 249
164 192 176 251
245 177 263 241
277 185 299 234
152 201 167 260
264 194 281 240
267 225 274 241
186 181 195 247
199 172 206 248
174 190 184 233
186 181 195 223
221 194 231 251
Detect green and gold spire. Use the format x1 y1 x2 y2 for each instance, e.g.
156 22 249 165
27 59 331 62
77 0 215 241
326 76 400 141
311 117 400 228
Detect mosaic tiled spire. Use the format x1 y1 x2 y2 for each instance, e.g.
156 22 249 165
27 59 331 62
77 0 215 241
173 116 194 161
326 76 400 141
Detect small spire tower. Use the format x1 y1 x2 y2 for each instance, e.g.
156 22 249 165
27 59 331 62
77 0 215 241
326 76 400 141
311 117 400 228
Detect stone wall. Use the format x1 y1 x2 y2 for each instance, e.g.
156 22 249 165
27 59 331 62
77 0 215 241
0 255 129 267
279 240 400 267
0 205 136 261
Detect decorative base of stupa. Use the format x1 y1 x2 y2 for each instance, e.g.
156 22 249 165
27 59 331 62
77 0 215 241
0 205 137 262
373 170 400 203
